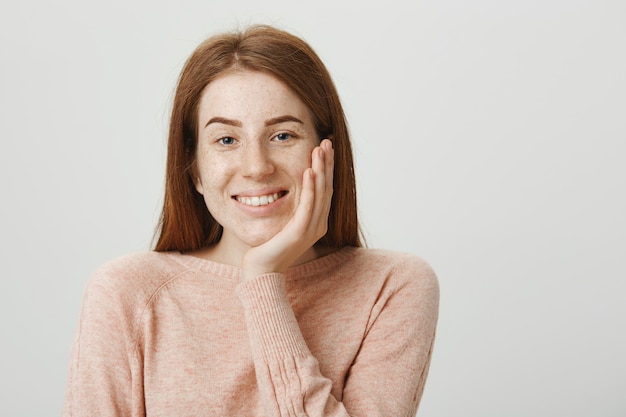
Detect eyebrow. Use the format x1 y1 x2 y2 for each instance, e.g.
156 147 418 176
204 117 242 128
264 115 304 126
204 115 304 129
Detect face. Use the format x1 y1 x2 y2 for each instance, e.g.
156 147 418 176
193 70 320 252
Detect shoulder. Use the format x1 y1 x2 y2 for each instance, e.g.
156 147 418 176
336 247 439 334
82 251 193 312
343 247 439 291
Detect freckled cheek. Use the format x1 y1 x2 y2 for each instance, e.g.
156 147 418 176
283 161 311 188
197 155 234 194
283 145 315 172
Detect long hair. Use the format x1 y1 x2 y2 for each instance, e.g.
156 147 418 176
154 25 362 252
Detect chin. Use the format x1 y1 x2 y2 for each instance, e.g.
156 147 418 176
220 217 291 249
238 227 283 248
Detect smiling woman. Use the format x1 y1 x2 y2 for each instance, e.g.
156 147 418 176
62 24 439 417
191 71 322 257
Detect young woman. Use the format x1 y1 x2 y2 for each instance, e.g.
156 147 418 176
63 25 439 417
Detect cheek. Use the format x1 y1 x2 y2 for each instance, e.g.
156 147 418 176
281 158 308 189
197 154 232 191
285 143 316 174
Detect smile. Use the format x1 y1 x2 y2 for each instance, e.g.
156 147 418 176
235 191 286 207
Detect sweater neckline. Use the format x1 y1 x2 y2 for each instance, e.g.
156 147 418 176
169 246 357 281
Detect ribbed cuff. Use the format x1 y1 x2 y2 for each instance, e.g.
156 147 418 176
235 274 310 363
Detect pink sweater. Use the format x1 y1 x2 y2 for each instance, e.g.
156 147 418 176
63 247 439 417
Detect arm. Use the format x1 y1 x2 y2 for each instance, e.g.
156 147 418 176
238 140 439 416
340 259 439 415
236 274 344 417
63 269 145 417
236 259 439 417
240 139 334 281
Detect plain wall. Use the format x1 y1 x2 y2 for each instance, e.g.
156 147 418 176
0 0 624 416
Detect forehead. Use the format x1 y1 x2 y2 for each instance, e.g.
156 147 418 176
198 70 313 124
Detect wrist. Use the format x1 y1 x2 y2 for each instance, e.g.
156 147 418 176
241 255 285 282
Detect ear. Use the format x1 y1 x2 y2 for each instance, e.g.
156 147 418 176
191 164 204 195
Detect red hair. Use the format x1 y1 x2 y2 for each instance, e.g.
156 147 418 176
154 25 362 252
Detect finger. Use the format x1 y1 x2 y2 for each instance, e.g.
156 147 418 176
316 139 333 215
290 167 316 235
311 144 325 180
313 145 326 201
322 139 334 199
308 143 331 236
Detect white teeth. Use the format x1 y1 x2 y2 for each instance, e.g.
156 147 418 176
237 193 281 207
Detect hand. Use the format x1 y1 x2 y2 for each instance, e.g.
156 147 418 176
241 139 334 281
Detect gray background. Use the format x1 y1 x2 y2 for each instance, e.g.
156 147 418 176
1 0 624 416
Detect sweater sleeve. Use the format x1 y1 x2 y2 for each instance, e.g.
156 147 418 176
340 258 440 416
235 260 439 417
62 271 145 417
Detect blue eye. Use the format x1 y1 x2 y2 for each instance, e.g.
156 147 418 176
274 133 291 142
218 137 236 146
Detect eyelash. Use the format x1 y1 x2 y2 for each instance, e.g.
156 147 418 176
273 132 292 142
215 132 295 146
217 137 236 146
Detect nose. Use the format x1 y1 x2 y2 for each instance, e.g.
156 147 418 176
241 141 275 179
